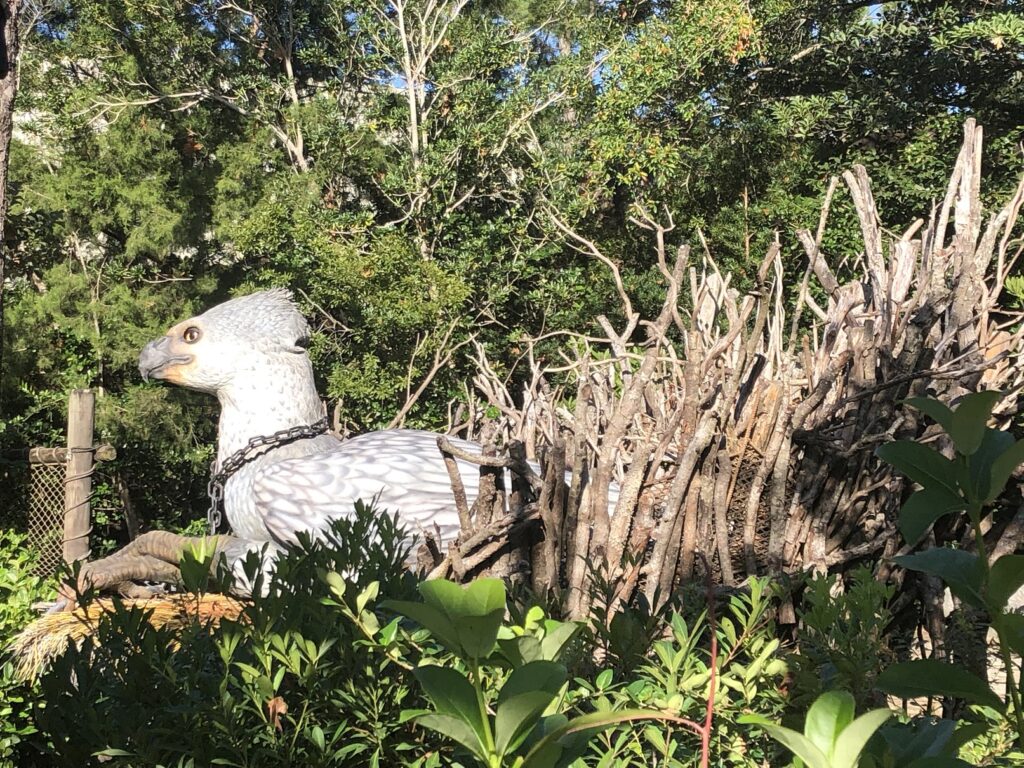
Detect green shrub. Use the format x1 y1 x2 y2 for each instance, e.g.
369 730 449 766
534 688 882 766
577 579 789 766
789 568 895 710
34 504 438 767
381 576 693 768
27 517 797 767
742 689 891 768
876 391 1024 760
0 531 52 767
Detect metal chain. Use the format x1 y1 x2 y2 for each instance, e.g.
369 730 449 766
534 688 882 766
206 417 330 533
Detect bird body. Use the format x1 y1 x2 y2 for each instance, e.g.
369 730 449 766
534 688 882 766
230 429 485 547
55 288 616 607
135 288 573 592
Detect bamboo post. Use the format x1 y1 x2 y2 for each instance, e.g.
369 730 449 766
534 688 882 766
63 388 93 563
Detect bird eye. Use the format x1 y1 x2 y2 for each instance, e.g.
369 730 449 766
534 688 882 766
183 326 202 344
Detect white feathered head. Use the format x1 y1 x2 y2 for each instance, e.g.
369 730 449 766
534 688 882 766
139 288 311 394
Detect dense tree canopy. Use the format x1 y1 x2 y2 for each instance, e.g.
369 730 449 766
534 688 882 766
2 0 1022 544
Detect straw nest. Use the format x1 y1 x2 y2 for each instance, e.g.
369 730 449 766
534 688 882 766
8 593 247 681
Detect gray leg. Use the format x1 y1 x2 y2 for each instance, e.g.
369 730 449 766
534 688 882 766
58 532 238 608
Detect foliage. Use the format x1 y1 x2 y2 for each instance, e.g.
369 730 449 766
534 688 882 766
15 504 801 767
876 392 1024 755
789 568 895 710
742 690 890 768
386 576 681 768
572 579 788 766
0 531 52 768
33 503 436 767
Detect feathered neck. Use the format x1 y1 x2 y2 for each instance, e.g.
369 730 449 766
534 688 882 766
215 354 325 466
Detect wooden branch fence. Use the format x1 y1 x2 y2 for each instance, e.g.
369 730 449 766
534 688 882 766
429 119 1024 625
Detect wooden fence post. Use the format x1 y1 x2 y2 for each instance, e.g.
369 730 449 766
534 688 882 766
63 388 93 563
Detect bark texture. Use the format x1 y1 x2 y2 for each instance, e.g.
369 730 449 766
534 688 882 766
0 0 19 399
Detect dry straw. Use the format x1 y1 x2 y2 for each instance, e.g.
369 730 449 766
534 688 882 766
9 593 246 681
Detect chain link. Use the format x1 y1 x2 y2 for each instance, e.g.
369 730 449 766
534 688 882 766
206 417 330 533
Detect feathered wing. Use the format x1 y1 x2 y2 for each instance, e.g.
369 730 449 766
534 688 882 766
251 430 477 548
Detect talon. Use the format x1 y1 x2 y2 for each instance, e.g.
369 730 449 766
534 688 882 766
45 596 74 614
56 582 81 611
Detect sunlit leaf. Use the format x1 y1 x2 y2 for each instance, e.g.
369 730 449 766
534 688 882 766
949 391 1002 455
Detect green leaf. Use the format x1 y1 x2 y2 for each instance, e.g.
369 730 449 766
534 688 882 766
898 486 965 544
459 612 506 660
988 554 1024 611
417 578 506 659
521 709 684 768
595 669 614 690
893 549 984 610
416 713 489 762
831 708 892 768
877 717 955 760
968 428 1015 502
309 725 326 752
413 666 485 738
804 690 855 759
384 600 461 655
752 723 831 768
419 579 470 615
876 441 959 495
993 612 1024 656
324 571 347 601
499 634 542 666
876 660 1003 710
540 621 580 662
495 691 557 756
987 439 1024 503
498 661 567 704
356 581 379 613
949 391 1002 455
461 578 507 616
905 397 954 432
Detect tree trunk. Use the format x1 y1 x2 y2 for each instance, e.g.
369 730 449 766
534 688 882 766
0 0 20 407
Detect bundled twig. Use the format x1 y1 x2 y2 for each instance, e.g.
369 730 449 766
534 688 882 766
447 119 1024 622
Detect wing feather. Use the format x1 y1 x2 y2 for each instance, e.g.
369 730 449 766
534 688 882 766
252 430 476 547
248 428 618 549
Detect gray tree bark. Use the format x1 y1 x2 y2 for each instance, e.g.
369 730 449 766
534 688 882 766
0 0 21 408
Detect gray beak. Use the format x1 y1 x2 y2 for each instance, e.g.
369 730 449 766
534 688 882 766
138 336 192 382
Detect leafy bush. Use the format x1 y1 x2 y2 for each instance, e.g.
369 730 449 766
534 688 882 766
0 531 52 767
585 579 788 766
789 568 895 710
876 392 1024 759
742 690 891 768
20 502 800 767
383 576 683 768
34 504 438 767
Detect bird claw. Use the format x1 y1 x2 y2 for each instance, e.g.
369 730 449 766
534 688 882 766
53 581 85 612
37 597 73 614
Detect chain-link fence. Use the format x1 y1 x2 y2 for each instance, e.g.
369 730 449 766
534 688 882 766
27 453 70 577
2 391 100 576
